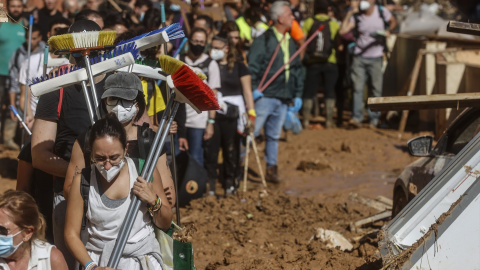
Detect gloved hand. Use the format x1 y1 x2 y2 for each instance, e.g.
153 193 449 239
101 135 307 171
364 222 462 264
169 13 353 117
288 97 302 112
248 109 256 122
252 89 264 101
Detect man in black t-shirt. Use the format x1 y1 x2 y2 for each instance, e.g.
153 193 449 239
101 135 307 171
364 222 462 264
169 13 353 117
31 20 105 269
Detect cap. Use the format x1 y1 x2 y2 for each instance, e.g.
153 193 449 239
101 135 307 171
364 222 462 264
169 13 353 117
69 19 101 33
102 72 143 101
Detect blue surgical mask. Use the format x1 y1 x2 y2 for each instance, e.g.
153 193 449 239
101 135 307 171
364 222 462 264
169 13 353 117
0 230 23 258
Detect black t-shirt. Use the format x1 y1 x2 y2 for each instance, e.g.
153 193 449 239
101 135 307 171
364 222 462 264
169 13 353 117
218 61 250 97
35 78 107 163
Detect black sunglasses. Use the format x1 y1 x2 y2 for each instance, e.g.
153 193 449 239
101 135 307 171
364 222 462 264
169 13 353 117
0 225 8 236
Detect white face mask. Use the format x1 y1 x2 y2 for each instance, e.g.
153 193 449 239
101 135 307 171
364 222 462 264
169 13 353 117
106 101 137 123
360 0 371 11
210 49 225 61
95 158 125 182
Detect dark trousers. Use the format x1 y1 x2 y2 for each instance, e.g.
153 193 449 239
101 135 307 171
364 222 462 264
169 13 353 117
303 62 339 99
204 114 239 191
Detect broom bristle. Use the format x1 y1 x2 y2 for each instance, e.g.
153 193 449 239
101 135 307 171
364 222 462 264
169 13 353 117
171 65 219 111
158 55 208 81
48 31 116 51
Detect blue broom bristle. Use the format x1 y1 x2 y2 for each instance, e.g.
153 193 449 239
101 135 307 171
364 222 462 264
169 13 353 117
29 44 138 86
115 23 185 48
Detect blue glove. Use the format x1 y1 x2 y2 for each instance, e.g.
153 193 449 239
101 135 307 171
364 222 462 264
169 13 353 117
289 97 302 112
252 89 264 101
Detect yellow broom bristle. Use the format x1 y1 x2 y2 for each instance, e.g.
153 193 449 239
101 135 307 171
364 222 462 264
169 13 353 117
158 55 208 80
48 33 74 51
47 31 116 51
98 31 116 46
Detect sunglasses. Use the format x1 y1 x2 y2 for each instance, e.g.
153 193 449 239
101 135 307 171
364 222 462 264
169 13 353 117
0 225 8 236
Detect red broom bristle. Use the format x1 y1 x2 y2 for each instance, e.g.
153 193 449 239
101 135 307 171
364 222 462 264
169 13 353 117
171 65 220 111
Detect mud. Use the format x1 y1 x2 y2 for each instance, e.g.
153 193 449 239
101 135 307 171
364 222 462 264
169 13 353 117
0 127 429 269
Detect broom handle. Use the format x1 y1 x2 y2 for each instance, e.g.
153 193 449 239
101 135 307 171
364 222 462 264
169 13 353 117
83 54 101 120
23 15 33 144
160 1 181 226
258 32 285 90
81 81 96 125
43 45 49 77
108 95 180 269
258 25 324 93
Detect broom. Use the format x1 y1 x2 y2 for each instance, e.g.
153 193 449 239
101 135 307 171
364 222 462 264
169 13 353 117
115 23 185 51
28 44 138 124
107 58 219 269
48 29 117 122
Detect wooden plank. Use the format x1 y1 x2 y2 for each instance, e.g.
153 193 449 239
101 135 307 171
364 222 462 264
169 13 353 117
398 49 424 132
354 211 392 228
368 92 480 111
447 21 480 36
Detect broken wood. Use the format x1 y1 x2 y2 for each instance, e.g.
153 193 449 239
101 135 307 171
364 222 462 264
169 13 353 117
447 21 480 36
375 196 393 207
368 92 480 111
354 210 392 228
349 193 392 212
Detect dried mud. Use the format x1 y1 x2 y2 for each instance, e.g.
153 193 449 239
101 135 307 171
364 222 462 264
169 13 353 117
0 127 430 269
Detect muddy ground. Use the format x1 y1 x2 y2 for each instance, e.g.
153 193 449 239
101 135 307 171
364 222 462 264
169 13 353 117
0 127 430 269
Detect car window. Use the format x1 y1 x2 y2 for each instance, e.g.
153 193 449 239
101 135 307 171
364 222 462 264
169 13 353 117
446 110 480 155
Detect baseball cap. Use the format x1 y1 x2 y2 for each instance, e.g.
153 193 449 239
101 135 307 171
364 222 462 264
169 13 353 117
102 72 143 101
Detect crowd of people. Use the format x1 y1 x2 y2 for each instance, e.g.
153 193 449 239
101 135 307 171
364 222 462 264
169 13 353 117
0 0 399 268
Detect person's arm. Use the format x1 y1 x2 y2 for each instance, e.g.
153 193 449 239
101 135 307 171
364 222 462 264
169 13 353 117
240 75 254 111
155 153 176 207
339 3 358 36
49 247 68 270
64 173 92 267
16 160 34 194
133 169 173 231
247 36 266 90
9 92 17 121
31 119 69 177
64 140 85 200
385 13 397 35
19 83 26 113
204 108 216 141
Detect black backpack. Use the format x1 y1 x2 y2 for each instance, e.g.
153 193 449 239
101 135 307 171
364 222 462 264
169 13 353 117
305 19 333 64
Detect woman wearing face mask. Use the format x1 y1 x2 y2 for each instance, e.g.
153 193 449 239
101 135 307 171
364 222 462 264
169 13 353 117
63 73 176 209
65 113 172 270
203 35 255 196
0 190 68 269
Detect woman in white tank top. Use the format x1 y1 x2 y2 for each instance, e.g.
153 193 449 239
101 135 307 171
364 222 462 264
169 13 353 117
0 190 68 270
64 114 173 270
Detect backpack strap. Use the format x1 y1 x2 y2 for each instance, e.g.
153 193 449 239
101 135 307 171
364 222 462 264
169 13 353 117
378 5 389 30
80 166 91 231
137 123 154 160
57 88 63 119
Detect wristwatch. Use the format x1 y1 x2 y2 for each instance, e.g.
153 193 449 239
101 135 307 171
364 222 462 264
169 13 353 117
208 118 215 124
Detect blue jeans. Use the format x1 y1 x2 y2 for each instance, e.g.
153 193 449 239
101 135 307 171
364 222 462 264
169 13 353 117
186 127 205 166
254 97 288 167
351 56 383 125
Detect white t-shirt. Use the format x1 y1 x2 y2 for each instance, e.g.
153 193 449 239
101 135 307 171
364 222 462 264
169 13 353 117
178 54 220 129
18 54 69 115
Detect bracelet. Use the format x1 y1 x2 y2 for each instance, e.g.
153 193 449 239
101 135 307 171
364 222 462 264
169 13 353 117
148 195 162 217
85 262 97 270
207 118 215 124
248 109 256 117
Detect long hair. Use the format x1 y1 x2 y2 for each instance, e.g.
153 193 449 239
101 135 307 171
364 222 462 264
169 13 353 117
213 34 238 73
0 190 46 242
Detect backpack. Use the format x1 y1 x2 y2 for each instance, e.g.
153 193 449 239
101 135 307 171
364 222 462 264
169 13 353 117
79 123 154 230
305 18 332 64
179 54 212 78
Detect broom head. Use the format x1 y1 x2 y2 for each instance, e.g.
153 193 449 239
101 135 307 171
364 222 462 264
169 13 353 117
158 55 208 81
167 65 219 114
48 30 116 51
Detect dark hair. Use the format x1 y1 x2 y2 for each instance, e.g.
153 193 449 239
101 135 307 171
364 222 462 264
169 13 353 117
89 113 127 150
0 190 46 242
142 8 161 31
48 17 72 33
75 9 103 22
195 15 213 31
135 0 153 9
314 0 330 14
219 20 244 59
134 91 146 122
104 13 127 30
7 0 22 7
189 27 208 40
28 24 41 35
213 34 238 72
